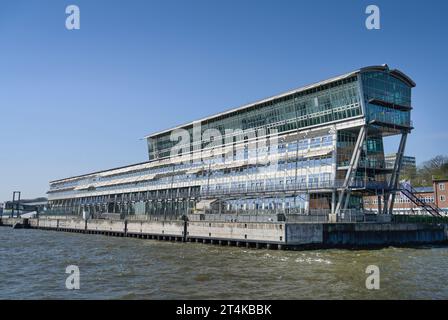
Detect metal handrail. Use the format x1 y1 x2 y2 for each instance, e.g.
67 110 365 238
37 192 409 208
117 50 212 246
202 179 389 197
400 186 443 217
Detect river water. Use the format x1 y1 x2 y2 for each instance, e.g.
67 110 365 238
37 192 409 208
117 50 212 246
0 227 447 299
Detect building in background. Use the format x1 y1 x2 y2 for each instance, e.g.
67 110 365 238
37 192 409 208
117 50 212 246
47 65 417 219
3 197 48 215
434 178 448 212
385 154 416 171
364 178 448 214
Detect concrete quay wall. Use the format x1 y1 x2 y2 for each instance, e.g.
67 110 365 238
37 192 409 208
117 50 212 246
87 219 126 233
187 221 285 244
126 220 184 237
286 223 324 245
58 218 86 231
323 223 447 246
1 216 447 249
0 217 23 226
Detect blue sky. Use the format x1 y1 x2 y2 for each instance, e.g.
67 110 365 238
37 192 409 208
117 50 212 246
0 0 447 201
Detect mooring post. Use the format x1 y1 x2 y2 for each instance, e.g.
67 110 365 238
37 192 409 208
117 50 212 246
182 214 188 242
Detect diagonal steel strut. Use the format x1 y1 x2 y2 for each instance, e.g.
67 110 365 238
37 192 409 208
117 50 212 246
335 126 366 214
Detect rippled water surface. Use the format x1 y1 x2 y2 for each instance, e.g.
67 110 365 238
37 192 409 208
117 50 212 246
1 227 448 299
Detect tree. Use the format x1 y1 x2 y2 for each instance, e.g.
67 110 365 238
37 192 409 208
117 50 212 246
412 155 448 186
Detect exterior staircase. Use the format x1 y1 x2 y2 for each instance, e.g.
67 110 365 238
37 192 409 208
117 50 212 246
400 185 443 217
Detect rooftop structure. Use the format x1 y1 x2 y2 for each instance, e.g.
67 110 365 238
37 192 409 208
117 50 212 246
385 153 416 171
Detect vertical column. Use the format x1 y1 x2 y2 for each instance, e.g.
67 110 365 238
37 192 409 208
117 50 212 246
331 190 336 214
377 195 382 214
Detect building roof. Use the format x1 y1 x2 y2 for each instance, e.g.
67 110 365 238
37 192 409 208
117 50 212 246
144 64 415 139
4 198 48 206
413 186 434 193
49 160 152 183
21 201 48 206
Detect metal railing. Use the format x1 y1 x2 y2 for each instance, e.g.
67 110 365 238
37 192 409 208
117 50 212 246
392 214 448 224
38 208 448 225
201 179 389 197
192 209 390 223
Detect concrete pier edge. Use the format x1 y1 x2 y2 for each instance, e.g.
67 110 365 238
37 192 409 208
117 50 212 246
1 216 447 250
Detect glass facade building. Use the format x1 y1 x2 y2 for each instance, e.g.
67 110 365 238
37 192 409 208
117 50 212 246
47 65 415 218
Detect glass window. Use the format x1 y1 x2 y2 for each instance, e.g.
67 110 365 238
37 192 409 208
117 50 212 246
310 138 321 148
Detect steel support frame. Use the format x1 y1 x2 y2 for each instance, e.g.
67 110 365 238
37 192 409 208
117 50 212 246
383 132 408 215
335 126 366 215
